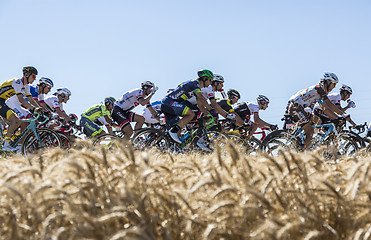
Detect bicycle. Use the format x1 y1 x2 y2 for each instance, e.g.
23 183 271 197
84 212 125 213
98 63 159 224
262 118 358 159
1 112 62 156
131 115 227 153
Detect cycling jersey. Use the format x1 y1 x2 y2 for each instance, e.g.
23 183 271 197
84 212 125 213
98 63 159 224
29 85 45 103
234 102 259 122
166 80 201 102
6 94 31 119
217 99 234 113
289 85 327 107
142 100 162 124
187 86 214 105
45 95 64 112
0 78 31 100
313 93 341 113
114 88 143 111
82 104 111 122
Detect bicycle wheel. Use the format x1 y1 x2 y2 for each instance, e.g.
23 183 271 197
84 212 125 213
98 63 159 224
93 134 121 150
261 130 300 156
131 128 170 152
57 131 72 150
21 128 62 156
242 136 263 155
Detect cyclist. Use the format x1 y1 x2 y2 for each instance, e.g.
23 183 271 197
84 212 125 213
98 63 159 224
287 72 344 149
367 123 371 137
160 69 215 145
313 84 357 126
30 77 54 112
217 89 244 126
80 97 117 138
234 95 277 135
0 66 40 150
111 81 157 141
187 74 236 121
45 88 73 124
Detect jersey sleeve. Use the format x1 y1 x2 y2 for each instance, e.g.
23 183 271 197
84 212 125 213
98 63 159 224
23 84 31 97
315 85 327 97
38 93 45 102
248 103 259 114
136 89 143 100
12 79 24 95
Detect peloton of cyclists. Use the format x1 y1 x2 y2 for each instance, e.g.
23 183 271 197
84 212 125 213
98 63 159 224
287 72 344 149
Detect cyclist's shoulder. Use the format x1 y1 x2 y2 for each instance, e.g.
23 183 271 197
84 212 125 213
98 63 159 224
0 78 19 87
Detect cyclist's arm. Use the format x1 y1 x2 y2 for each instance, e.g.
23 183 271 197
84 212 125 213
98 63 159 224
147 105 160 121
322 98 344 116
103 114 115 126
138 93 154 106
210 98 228 118
55 108 71 123
253 112 271 128
195 92 211 115
39 102 51 112
16 94 35 110
105 124 114 134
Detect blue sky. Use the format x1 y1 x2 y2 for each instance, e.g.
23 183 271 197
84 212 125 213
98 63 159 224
1 0 370 126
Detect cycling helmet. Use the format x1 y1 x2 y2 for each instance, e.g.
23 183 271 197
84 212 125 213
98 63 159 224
23 66 38 75
339 84 352 94
69 113 78 123
141 81 155 88
212 74 224 83
56 88 71 97
321 72 339 83
197 69 214 80
257 95 270 103
39 77 54 88
227 89 240 99
104 96 116 104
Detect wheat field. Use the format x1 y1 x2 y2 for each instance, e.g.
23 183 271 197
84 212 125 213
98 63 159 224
0 141 370 240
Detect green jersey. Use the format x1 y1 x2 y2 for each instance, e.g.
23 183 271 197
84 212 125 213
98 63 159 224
82 104 111 121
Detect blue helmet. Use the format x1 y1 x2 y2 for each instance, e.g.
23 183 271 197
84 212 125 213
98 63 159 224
321 72 339 83
39 77 54 88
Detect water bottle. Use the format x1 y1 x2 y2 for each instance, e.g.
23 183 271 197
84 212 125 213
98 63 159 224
180 132 190 142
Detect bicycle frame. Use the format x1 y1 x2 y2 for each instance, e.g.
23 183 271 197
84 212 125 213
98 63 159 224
290 123 338 149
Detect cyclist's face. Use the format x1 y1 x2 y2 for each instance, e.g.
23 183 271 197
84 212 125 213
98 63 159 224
108 103 114 111
216 82 224 91
328 82 337 92
27 73 37 84
260 101 269 110
43 85 51 94
231 96 239 104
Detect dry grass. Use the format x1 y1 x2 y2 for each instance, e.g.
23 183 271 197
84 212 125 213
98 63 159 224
0 143 370 240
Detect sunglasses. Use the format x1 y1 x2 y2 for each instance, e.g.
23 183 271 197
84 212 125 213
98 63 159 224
31 74 37 78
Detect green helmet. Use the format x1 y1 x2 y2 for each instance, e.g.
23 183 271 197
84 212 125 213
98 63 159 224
197 69 214 80
104 97 116 104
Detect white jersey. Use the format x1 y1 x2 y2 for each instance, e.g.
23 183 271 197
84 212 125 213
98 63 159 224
187 86 215 105
247 102 259 114
45 95 64 112
5 83 32 118
289 84 326 107
115 88 143 111
313 93 341 112
142 100 162 124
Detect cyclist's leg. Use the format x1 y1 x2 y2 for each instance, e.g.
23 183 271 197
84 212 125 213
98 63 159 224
111 106 132 141
132 113 145 131
80 116 104 139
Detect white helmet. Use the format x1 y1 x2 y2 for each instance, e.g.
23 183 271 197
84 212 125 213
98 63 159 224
39 77 54 88
56 87 71 97
141 81 155 88
321 72 339 83
340 84 352 94
212 74 224 83
257 95 269 103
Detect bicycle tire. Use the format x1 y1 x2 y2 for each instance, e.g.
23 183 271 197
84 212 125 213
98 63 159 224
261 130 300 155
21 128 62 156
131 128 170 152
93 133 121 150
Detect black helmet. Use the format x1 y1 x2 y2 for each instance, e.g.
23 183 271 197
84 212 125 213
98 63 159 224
227 89 240 99
23 66 38 75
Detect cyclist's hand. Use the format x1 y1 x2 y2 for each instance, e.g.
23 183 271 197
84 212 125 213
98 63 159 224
151 86 159 94
347 100 356 108
68 121 76 127
226 113 236 120
31 107 42 114
270 124 278 131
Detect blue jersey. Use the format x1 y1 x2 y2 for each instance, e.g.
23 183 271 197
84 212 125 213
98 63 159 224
30 85 39 99
167 80 201 102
